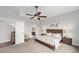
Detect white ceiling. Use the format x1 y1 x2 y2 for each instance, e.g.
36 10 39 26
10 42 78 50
0 6 79 26
2 6 79 19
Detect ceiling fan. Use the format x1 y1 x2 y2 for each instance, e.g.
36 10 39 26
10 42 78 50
25 6 47 20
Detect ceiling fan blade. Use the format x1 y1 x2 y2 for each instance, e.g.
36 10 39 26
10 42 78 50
26 13 34 16
39 16 47 18
30 16 35 19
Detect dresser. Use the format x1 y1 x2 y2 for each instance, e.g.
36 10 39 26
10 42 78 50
62 37 72 45
11 31 15 44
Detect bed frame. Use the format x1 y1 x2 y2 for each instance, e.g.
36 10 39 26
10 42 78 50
47 29 63 38
35 29 63 50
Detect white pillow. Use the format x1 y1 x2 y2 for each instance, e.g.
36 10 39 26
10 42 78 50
53 34 61 38
47 33 52 37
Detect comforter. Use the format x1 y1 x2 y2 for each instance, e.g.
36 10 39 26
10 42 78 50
36 35 61 49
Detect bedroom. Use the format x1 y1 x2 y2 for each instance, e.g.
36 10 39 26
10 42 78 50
0 6 79 53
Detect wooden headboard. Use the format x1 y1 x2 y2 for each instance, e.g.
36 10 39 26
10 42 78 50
47 29 63 37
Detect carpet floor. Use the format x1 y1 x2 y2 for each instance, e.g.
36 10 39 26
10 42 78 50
0 39 79 53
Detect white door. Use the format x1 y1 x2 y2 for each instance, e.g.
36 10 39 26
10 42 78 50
15 21 24 44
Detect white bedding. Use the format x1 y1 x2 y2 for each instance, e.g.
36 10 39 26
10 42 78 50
36 35 62 49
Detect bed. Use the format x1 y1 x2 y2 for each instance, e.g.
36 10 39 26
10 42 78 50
35 29 63 50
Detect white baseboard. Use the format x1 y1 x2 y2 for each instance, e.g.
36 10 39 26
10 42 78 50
0 40 10 43
72 43 79 46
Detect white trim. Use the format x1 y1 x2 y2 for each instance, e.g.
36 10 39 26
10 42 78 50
0 40 10 43
72 43 79 46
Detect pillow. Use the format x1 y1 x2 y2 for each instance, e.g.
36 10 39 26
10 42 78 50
41 33 46 36
46 33 52 37
53 34 61 38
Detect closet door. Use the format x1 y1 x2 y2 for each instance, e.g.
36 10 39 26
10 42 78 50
15 21 24 44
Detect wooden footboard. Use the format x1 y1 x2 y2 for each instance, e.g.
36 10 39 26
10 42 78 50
35 39 55 51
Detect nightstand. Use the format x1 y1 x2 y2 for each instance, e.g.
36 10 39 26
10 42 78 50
62 37 72 45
